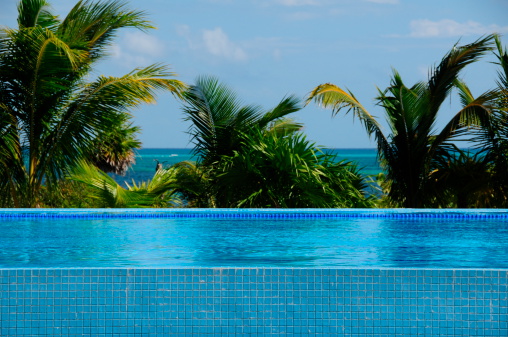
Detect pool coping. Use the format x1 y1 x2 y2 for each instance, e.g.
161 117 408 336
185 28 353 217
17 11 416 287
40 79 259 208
1 208 508 219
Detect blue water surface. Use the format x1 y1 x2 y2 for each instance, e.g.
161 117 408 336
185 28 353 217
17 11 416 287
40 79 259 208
1 214 507 268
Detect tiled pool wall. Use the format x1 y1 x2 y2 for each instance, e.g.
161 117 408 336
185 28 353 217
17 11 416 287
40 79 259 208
1 268 507 336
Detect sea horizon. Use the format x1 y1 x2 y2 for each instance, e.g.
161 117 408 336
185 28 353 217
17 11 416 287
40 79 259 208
112 148 382 187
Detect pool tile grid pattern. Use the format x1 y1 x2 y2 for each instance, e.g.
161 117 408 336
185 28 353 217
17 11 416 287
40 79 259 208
1 268 507 336
2 208 508 219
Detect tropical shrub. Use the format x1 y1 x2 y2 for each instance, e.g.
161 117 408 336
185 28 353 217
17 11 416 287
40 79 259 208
213 128 373 208
69 161 180 208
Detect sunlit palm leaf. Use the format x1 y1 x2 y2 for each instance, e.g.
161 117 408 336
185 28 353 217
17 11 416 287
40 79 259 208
69 160 155 208
17 0 58 29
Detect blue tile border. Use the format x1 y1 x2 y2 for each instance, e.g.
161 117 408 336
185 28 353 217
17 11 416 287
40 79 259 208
1 208 508 219
1 268 507 336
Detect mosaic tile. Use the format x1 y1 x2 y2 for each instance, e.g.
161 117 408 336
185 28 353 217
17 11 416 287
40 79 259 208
1 268 507 336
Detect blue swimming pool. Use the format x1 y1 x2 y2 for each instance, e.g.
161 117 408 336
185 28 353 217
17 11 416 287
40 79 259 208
1 209 508 268
1 209 507 336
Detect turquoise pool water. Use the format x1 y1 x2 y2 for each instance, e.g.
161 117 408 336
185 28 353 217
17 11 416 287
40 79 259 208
1 209 507 268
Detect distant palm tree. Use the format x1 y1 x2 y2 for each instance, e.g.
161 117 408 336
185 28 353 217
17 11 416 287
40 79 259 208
307 35 497 208
0 0 185 207
90 114 142 176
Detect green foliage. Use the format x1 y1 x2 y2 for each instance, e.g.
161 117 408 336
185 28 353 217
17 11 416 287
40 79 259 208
69 161 179 208
308 35 497 208
90 114 142 175
428 148 494 208
38 180 104 208
173 161 216 208
181 75 301 166
177 76 373 208
464 35 508 207
213 129 373 208
0 0 185 207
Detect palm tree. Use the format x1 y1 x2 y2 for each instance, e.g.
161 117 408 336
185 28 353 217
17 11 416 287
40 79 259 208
177 76 305 207
177 76 302 207
0 0 185 207
181 75 302 166
90 114 142 176
307 35 496 208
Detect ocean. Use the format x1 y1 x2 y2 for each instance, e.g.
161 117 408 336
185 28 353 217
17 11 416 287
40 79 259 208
111 148 382 187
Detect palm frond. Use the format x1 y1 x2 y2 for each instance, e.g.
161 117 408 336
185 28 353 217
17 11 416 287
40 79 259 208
38 64 184 184
427 34 495 114
264 118 303 136
434 88 499 148
69 160 157 207
258 95 302 129
494 35 508 89
181 75 298 165
17 0 59 29
58 0 153 62
307 83 383 137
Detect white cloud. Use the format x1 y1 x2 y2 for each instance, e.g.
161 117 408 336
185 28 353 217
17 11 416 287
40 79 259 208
175 26 290 62
176 25 248 62
202 28 248 61
366 0 399 4
123 31 164 56
410 19 508 38
110 32 165 67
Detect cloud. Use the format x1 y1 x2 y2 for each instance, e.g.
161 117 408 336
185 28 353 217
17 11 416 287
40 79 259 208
365 0 399 4
410 19 508 38
203 28 248 61
123 31 164 56
111 32 165 67
176 25 247 61
176 25 289 62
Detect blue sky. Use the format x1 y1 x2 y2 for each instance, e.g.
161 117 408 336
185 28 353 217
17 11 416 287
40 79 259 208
1 0 508 148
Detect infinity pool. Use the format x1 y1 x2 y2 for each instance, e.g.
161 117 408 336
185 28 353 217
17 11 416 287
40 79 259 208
1 209 507 336
1 210 508 268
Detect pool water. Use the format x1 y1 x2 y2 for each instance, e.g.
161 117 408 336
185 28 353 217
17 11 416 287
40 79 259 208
1 213 507 268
